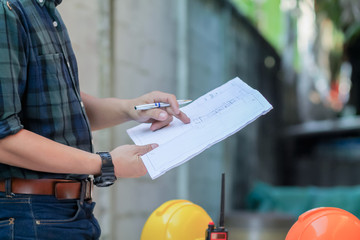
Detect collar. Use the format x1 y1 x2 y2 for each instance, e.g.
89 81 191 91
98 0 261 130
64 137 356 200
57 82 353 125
36 0 63 7
54 0 62 6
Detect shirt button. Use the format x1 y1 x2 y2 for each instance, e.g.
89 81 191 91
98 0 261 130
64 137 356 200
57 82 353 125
53 21 58 28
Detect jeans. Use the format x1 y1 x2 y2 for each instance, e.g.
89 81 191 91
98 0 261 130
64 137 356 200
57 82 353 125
0 192 101 240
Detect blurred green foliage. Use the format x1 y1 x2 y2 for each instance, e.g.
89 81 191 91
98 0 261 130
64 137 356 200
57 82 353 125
231 0 284 52
315 0 360 44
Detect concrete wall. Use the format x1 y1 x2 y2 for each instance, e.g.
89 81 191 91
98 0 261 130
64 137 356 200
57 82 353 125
58 1 99 96
59 1 184 239
58 0 280 239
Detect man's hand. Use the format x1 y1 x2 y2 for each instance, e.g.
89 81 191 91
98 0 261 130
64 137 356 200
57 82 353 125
110 143 158 178
129 91 191 131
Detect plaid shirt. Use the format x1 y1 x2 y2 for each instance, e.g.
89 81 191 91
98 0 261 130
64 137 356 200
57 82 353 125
0 0 93 179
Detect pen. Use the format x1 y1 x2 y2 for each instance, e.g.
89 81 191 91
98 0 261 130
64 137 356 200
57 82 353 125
134 100 192 110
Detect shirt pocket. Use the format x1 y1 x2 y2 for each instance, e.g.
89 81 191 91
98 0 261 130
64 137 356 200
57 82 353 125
36 53 75 106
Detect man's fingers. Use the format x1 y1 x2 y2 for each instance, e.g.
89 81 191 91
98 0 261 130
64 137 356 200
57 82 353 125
150 116 173 131
134 144 157 176
144 109 169 121
163 107 191 125
174 111 190 124
146 108 190 125
136 143 159 156
149 91 180 115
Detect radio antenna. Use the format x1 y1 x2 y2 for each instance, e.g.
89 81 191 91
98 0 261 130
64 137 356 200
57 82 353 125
219 173 225 228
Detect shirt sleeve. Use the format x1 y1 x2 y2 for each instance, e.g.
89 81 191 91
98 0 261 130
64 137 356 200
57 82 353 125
0 1 27 139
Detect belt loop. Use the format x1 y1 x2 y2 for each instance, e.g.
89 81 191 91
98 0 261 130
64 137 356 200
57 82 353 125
5 178 13 198
79 179 86 205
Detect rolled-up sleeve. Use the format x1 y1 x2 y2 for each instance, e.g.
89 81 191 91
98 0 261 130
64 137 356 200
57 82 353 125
0 1 27 139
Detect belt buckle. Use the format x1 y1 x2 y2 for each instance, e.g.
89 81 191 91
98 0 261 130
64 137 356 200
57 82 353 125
81 178 93 202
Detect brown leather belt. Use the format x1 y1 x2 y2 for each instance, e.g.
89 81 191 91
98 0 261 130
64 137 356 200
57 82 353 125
0 178 92 200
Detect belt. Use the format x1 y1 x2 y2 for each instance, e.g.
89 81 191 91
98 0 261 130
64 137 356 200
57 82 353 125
0 178 93 201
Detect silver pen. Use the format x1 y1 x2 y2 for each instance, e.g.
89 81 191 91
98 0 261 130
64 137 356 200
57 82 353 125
134 100 192 110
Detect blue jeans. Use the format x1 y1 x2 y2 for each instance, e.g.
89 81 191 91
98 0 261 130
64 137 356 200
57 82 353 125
0 192 101 240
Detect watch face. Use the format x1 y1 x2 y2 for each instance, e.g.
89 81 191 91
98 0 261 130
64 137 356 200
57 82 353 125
95 152 117 187
94 176 116 187
103 180 114 186
95 180 114 187
98 181 114 187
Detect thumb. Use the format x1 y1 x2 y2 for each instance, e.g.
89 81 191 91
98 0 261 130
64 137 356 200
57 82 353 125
137 143 159 156
146 109 169 121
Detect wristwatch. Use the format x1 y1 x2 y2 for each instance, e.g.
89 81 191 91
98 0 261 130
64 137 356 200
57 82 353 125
94 152 117 187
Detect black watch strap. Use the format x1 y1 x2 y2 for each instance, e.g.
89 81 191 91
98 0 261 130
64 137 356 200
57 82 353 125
94 152 117 187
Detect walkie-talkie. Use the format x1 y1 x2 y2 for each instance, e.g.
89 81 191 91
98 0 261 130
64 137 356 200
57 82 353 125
205 173 228 240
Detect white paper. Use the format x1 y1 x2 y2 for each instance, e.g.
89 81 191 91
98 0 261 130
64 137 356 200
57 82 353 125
127 77 273 179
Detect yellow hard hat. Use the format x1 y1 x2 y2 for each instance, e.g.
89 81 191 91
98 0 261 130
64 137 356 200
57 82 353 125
141 199 212 240
286 207 360 240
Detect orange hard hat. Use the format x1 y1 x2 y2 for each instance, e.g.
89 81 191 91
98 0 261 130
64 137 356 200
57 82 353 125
286 207 360 240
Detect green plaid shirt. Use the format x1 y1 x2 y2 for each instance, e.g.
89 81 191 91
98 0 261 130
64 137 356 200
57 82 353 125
0 0 93 179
